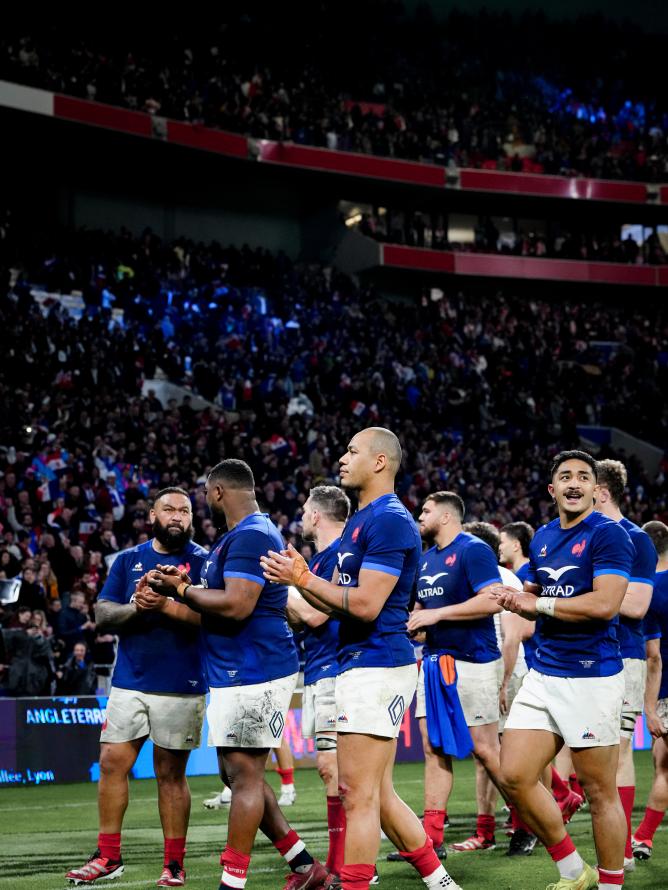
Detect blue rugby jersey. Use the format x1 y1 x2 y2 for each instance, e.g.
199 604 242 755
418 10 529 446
643 570 668 699
616 517 656 660
417 533 502 663
526 511 633 678
336 493 420 672
200 513 298 687
100 539 207 694
303 538 340 686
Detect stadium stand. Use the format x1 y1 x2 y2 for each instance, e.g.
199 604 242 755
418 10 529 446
2 6 668 182
1 218 667 694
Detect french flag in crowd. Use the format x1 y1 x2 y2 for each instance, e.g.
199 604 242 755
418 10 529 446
264 434 290 457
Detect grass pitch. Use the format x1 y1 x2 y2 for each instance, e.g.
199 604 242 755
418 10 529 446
1 754 666 889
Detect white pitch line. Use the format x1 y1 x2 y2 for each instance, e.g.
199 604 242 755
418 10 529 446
37 866 282 889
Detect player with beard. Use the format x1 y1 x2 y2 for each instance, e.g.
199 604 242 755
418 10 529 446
147 460 327 890
495 451 634 890
262 428 462 890
406 499 504 857
66 488 208 887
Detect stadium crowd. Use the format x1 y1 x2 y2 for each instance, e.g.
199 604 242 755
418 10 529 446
2 6 668 182
355 210 668 265
1 223 668 695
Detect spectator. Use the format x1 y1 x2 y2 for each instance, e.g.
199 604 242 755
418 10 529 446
2 9 668 182
1 622 54 696
57 641 97 694
56 591 96 654
17 563 48 612
0 217 667 692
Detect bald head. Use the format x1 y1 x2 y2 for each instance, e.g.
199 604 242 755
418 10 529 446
339 427 402 492
364 427 402 473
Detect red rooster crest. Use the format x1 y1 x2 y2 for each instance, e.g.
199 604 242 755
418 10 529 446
571 539 586 558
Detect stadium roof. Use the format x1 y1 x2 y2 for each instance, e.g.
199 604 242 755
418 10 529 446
413 0 668 31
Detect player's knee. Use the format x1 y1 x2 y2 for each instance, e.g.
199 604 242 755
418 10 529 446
577 776 612 809
316 737 337 784
498 764 525 795
99 746 133 778
620 713 636 739
316 759 336 786
340 782 377 813
317 763 335 786
474 742 499 772
155 760 186 784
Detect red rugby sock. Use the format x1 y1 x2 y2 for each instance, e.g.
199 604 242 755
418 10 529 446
325 795 346 875
164 836 186 868
98 833 121 861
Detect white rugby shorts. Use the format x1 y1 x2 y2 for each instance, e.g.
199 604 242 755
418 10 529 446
335 664 417 738
415 656 503 727
207 673 299 749
302 675 337 738
100 686 205 750
620 658 647 738
504 668 624 747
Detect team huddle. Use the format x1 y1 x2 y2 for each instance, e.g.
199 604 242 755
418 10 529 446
63 429 668 890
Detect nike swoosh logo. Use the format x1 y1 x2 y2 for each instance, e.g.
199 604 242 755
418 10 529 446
538 565 578 582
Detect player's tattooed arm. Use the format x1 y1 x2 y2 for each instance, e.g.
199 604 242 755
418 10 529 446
95 599 138 630
341 586 350 614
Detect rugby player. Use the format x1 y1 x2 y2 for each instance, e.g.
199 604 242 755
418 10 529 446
632 520 668 861
498 522 535 728
496 450 634 890
148 460 326 890
203 738 296 810
406 501 504 855
465 521 539 856
595 459 655 870
262 428 462 890
66 488 208 887
497 521 582 851
286 485 350 877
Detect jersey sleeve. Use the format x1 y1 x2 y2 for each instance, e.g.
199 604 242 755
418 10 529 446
462 541 502 593
98 553 129 603
592 523 634 580
630 532 657 586
187 548 207 585
224 530 274 586
361 513 413 577
644 606 661 641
